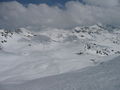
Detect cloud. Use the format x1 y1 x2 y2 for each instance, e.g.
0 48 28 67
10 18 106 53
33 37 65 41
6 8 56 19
83 0 120 7
0 1 120 30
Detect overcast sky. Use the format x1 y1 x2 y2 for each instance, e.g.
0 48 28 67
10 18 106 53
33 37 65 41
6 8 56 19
0 0 120 30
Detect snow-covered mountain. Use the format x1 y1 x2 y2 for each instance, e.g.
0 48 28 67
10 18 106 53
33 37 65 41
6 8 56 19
0 24 120 84
0 24 120 56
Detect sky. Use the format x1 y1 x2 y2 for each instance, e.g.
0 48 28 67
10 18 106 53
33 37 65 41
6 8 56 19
0 0 82 6
0 0 120 30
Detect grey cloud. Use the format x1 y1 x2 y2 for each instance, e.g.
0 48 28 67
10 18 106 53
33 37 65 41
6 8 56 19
83 0 120 7
0 1 120 30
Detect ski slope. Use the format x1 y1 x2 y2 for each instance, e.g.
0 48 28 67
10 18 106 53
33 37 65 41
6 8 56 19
0 56 120 90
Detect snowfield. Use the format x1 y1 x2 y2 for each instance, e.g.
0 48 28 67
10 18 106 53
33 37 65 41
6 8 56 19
0 24 120 89
0 55 120 90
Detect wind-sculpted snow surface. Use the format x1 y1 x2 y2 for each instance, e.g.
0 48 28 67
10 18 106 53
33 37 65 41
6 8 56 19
0 24 120 84
1 56 120 90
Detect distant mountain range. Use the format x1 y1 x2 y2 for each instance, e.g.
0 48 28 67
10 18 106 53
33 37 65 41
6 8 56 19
1 24 120 56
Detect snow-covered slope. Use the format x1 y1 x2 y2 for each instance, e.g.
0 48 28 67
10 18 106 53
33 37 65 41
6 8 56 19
0 24 120 84
1 24 120 55
1 56 120 90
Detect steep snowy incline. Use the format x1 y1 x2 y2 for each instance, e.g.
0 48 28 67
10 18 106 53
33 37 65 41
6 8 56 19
1 56 120 90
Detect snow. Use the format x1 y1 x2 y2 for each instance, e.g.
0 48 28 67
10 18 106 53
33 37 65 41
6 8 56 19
0 42 105 84
0 24 120 89
0 56 120 90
